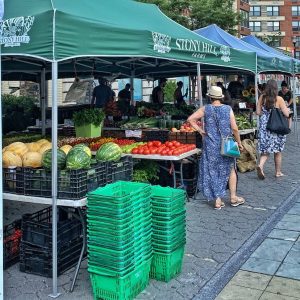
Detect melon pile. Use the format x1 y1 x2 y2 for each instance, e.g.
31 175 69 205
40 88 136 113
2 139 52 168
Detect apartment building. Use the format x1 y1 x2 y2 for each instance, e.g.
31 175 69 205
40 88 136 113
234 0 251 36
249 1 300 57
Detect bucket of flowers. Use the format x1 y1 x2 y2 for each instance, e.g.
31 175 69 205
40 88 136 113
242 87 256 109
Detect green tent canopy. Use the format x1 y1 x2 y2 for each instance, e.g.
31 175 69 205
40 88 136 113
1 0 257 77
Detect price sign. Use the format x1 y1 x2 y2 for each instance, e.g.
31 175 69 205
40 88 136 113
125 130 142 138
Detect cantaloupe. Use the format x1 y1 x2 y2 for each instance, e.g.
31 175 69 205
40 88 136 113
6 142 28 158
22 151 42 168
60 145 72 155
26 142 41 152
3 151 23 168
39 143 52 155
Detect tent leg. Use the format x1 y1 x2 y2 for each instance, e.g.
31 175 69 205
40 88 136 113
292 75 299 145
0 41 4 300
130 69 135 105
41 68 46 136
49 61 61 299
197 63 203 107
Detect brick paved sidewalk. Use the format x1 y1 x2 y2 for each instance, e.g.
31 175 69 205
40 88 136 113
4 134 300 300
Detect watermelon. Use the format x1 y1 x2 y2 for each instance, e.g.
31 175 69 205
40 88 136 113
66 149 91 169
72 144 91 157
96 142 122 162
42 149 66 170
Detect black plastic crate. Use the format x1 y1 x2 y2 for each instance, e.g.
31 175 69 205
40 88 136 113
106 156 133 183
4 220 22 269
143 130 169 143
184 178 197 197
21 207 82 249
20 237 83 277
23 162 106 199
3 167 24 194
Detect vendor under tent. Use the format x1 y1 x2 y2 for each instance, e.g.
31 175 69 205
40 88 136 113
194 24 294 75
0 0 258 298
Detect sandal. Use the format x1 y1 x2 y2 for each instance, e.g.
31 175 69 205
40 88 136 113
231 197 245 207
214 199 223 210
275 173 286 178
256 166 265 180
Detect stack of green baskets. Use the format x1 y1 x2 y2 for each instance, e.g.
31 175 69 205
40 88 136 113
87 181 153 300
150 186 186 282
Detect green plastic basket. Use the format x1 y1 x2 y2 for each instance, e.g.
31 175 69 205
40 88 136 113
90 257 151 300
150 246 185 282
151 185 186 200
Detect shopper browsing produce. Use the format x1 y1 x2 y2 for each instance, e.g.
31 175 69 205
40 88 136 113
187 86 245 210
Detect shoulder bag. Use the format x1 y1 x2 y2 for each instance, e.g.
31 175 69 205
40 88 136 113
213 107 241 158
266 105 291 135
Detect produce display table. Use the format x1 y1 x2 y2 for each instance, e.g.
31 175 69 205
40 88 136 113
125 149 201 190
3 193 87 293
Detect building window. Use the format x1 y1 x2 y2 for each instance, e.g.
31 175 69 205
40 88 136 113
240 10 249 28
293 21 300 31
295 51 300 60
250 6 261 17
250 21 261 32
267 21 280 32
292 6 300 16
267 6 279 17
295 36 300 47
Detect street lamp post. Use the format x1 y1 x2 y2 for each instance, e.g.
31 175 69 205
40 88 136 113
292 36 297 59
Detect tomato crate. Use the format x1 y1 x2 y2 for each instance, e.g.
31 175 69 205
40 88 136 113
20 237 83 277
89 257 151 300
23 162 106 199
143 130 169 143
3 167 24 194
150 246 185 282
106 156 133 183
169 132 202 148
4 219 22 269
21 206 82 249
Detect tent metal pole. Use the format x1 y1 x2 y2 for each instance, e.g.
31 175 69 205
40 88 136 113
197 63 203 107
49 61 60 299
292 75 299 144
130 69 135 105
41 68 46 136
0 39 4 300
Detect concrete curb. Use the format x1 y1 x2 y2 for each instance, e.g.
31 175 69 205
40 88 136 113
193 186 300 300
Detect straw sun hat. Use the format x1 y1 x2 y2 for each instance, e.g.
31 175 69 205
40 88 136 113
206 86 224 99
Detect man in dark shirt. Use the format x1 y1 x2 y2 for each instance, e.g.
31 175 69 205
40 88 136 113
118 83 132 115
91 77 113 108
227 75 244 99
152 78 167 105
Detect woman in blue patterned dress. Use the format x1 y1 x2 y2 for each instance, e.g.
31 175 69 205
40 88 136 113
188 86 244 209
256 79 290 179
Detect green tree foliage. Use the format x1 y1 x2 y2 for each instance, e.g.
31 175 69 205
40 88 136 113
137 0 240 34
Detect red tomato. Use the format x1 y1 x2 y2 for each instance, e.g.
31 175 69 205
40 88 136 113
173 141 181 147
161 150 168 156
153 141 162 147
167 150 173 156
132 148 138 154
144 149 150 155
147 142 154 147
150 149 157 154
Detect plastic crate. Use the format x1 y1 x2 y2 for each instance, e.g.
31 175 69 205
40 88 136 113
150 246 185 282
19 237 83 277
89 257 151 300
143 130 169 143
21 207 82 249
23 162 106 199
3 167 24 194
169 132 202 148
106 156 133 183
4 220 22 269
